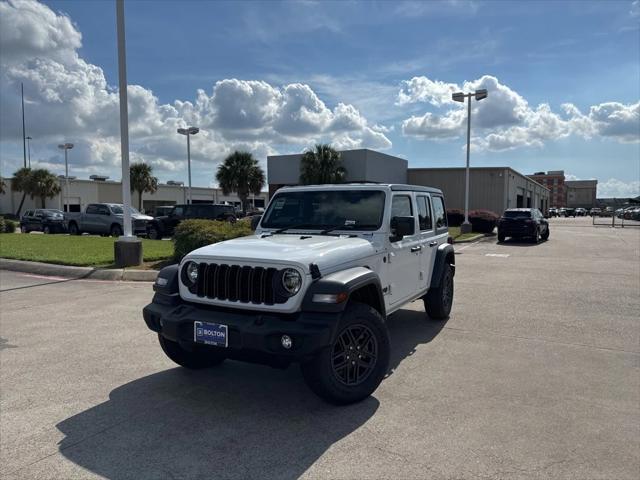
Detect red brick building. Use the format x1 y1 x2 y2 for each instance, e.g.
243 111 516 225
528 171 566 207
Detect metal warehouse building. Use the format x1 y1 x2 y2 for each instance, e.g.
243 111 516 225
0 177 268 216
268 149 550 215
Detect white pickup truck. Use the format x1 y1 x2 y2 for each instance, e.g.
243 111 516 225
143 184 455 404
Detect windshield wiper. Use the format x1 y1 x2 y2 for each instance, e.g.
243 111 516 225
320 224 377 235
272 223 316 234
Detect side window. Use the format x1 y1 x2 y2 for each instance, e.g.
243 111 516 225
86 204 98 214
391 195 413 218
97 205 110 215
432 196 447 231
25 210 33 217
416 196 433 231
173 206 184 217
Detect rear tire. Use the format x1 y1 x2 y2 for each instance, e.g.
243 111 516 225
20 225 28 233
68 222 80 235
424 263 454 320
301 301 390 405
158 335 226 369
43 226 51 234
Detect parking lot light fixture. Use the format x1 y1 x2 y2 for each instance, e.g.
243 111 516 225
451 88 489 234
177 127 199 204
57 143 74 212
26 136 32 168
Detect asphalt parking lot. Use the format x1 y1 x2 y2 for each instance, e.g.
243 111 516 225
1 217 638 479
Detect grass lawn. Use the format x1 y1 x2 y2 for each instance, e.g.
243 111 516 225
448 226 483 242
0 233 173 267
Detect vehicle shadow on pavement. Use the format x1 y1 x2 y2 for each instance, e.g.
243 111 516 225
496 239 544 247
55 308 443 480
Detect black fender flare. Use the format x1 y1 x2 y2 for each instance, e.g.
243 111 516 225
302 266 385 317
151 264 181 305
430 243 455 288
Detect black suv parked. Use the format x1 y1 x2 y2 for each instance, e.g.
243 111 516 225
20 209 66 234
497 208 549 243
147 204 237 239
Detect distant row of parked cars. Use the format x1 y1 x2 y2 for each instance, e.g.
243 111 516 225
19 202 253 238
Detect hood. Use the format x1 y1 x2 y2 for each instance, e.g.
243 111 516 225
114 213 153 221
187 234 377 273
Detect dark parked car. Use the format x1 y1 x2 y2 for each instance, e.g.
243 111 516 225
497 208 549 243
20 209 66 234
147 203 237 239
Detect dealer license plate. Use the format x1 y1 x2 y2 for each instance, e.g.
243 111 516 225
194 321 228 347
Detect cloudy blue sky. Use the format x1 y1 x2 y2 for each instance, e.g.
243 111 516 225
1 0 639 196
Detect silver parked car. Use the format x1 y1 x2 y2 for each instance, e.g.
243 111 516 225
65 203 153 236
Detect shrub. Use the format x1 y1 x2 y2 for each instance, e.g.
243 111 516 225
173 219 252 261
446 209 464 227
0 216 16 233
469 209 499 233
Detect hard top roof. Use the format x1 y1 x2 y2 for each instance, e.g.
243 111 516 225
279 183 443 194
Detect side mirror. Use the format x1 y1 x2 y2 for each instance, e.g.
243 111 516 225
250 215 262 231
390 216 415 240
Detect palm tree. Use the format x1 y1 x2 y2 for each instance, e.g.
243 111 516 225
299 144 347 185
11 167 33 216
130 163 158 211
216 151 265 213
30 169 62 208
0 177 6 195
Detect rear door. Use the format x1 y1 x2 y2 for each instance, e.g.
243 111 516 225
95 204 112 234
387 193 421 306
416 195 437 292
83 204 100 233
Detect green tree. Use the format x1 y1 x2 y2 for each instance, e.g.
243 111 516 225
216 151 265 213
30 169 62 208
0 177 6 195
299 144 347 185
130 162 158 211
11 167 33 216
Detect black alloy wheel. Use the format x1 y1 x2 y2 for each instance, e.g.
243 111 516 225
331 324 378 386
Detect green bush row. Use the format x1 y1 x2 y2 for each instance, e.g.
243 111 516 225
0 216 17 233
172 218 252 261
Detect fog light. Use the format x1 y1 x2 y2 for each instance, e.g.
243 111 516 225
281 335 293 349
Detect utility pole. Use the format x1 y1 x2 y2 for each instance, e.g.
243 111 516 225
21 83 26 168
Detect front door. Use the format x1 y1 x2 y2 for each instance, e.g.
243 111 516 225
387 193 421 306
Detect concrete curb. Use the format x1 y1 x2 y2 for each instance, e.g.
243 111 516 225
453 233 487 244
0 258 158 282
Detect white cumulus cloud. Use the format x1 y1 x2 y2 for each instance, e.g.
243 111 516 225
0 0 391 182
399 74 640 151
597 178 640 198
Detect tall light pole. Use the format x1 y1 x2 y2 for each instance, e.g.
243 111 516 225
177 126 199 204
452 88 488 234
26 136 32 168
21 83 27 168
58 143 73 212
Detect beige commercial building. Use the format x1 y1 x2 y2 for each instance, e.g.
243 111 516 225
267 149 550 215
408 167 550 214
0 177 268 216
566 180 598 208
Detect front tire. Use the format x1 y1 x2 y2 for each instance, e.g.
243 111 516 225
301 301 390 405
68 222 80 235
20 225 28 234
110 224 123 237
424 263 454 320
147 225 161 240
43 226 51 234
498 231 505 243
541 228 549 241
158 335 226 369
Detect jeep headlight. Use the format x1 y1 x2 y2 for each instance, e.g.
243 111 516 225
182 261 199 287
281 268 302 296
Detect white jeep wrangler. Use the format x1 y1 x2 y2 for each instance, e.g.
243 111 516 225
143 184 455 404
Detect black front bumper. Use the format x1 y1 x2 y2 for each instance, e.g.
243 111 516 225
143 293 341 364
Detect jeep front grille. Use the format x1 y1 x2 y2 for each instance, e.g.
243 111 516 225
193 263 288 305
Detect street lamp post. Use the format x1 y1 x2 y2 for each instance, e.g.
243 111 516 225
57 143 74 212
452 88 488 234
177 127 199 204
26 136 32 168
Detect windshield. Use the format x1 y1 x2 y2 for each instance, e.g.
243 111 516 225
43 209 63 216
261 190 386 231
504 210 531 218
110 205 141 215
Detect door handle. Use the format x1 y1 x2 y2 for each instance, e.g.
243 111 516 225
410 246 422 252
429 241 438 247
